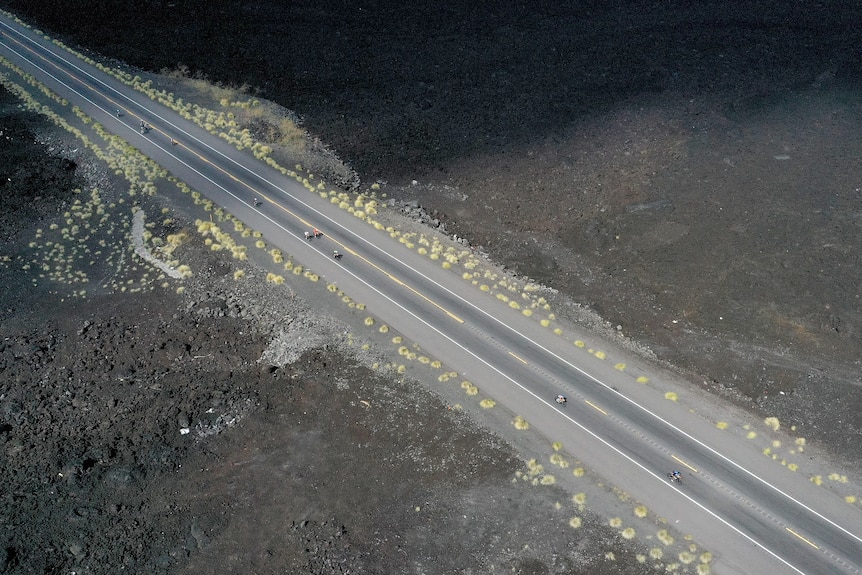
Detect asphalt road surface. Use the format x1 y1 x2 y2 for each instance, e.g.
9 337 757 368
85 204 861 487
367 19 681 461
2 14 861 575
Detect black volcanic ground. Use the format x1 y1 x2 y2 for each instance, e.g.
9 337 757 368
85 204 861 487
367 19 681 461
2 3 862 573
5 0 861 180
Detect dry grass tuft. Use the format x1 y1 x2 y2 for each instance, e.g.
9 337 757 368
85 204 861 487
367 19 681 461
764 417 780 431
549 453 569 468
657 529 674 546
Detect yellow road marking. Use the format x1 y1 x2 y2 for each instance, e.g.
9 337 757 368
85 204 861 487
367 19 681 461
508 351 527 364
5 30 466 324
584 400 607 415
671 455 698 473
785 528 819 549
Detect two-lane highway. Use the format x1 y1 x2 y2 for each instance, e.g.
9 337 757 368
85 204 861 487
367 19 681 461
2 14 861 575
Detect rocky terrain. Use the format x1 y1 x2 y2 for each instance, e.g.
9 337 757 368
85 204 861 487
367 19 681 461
2 1 862 573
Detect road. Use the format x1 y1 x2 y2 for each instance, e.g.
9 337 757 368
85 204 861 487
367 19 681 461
1 14 860 575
